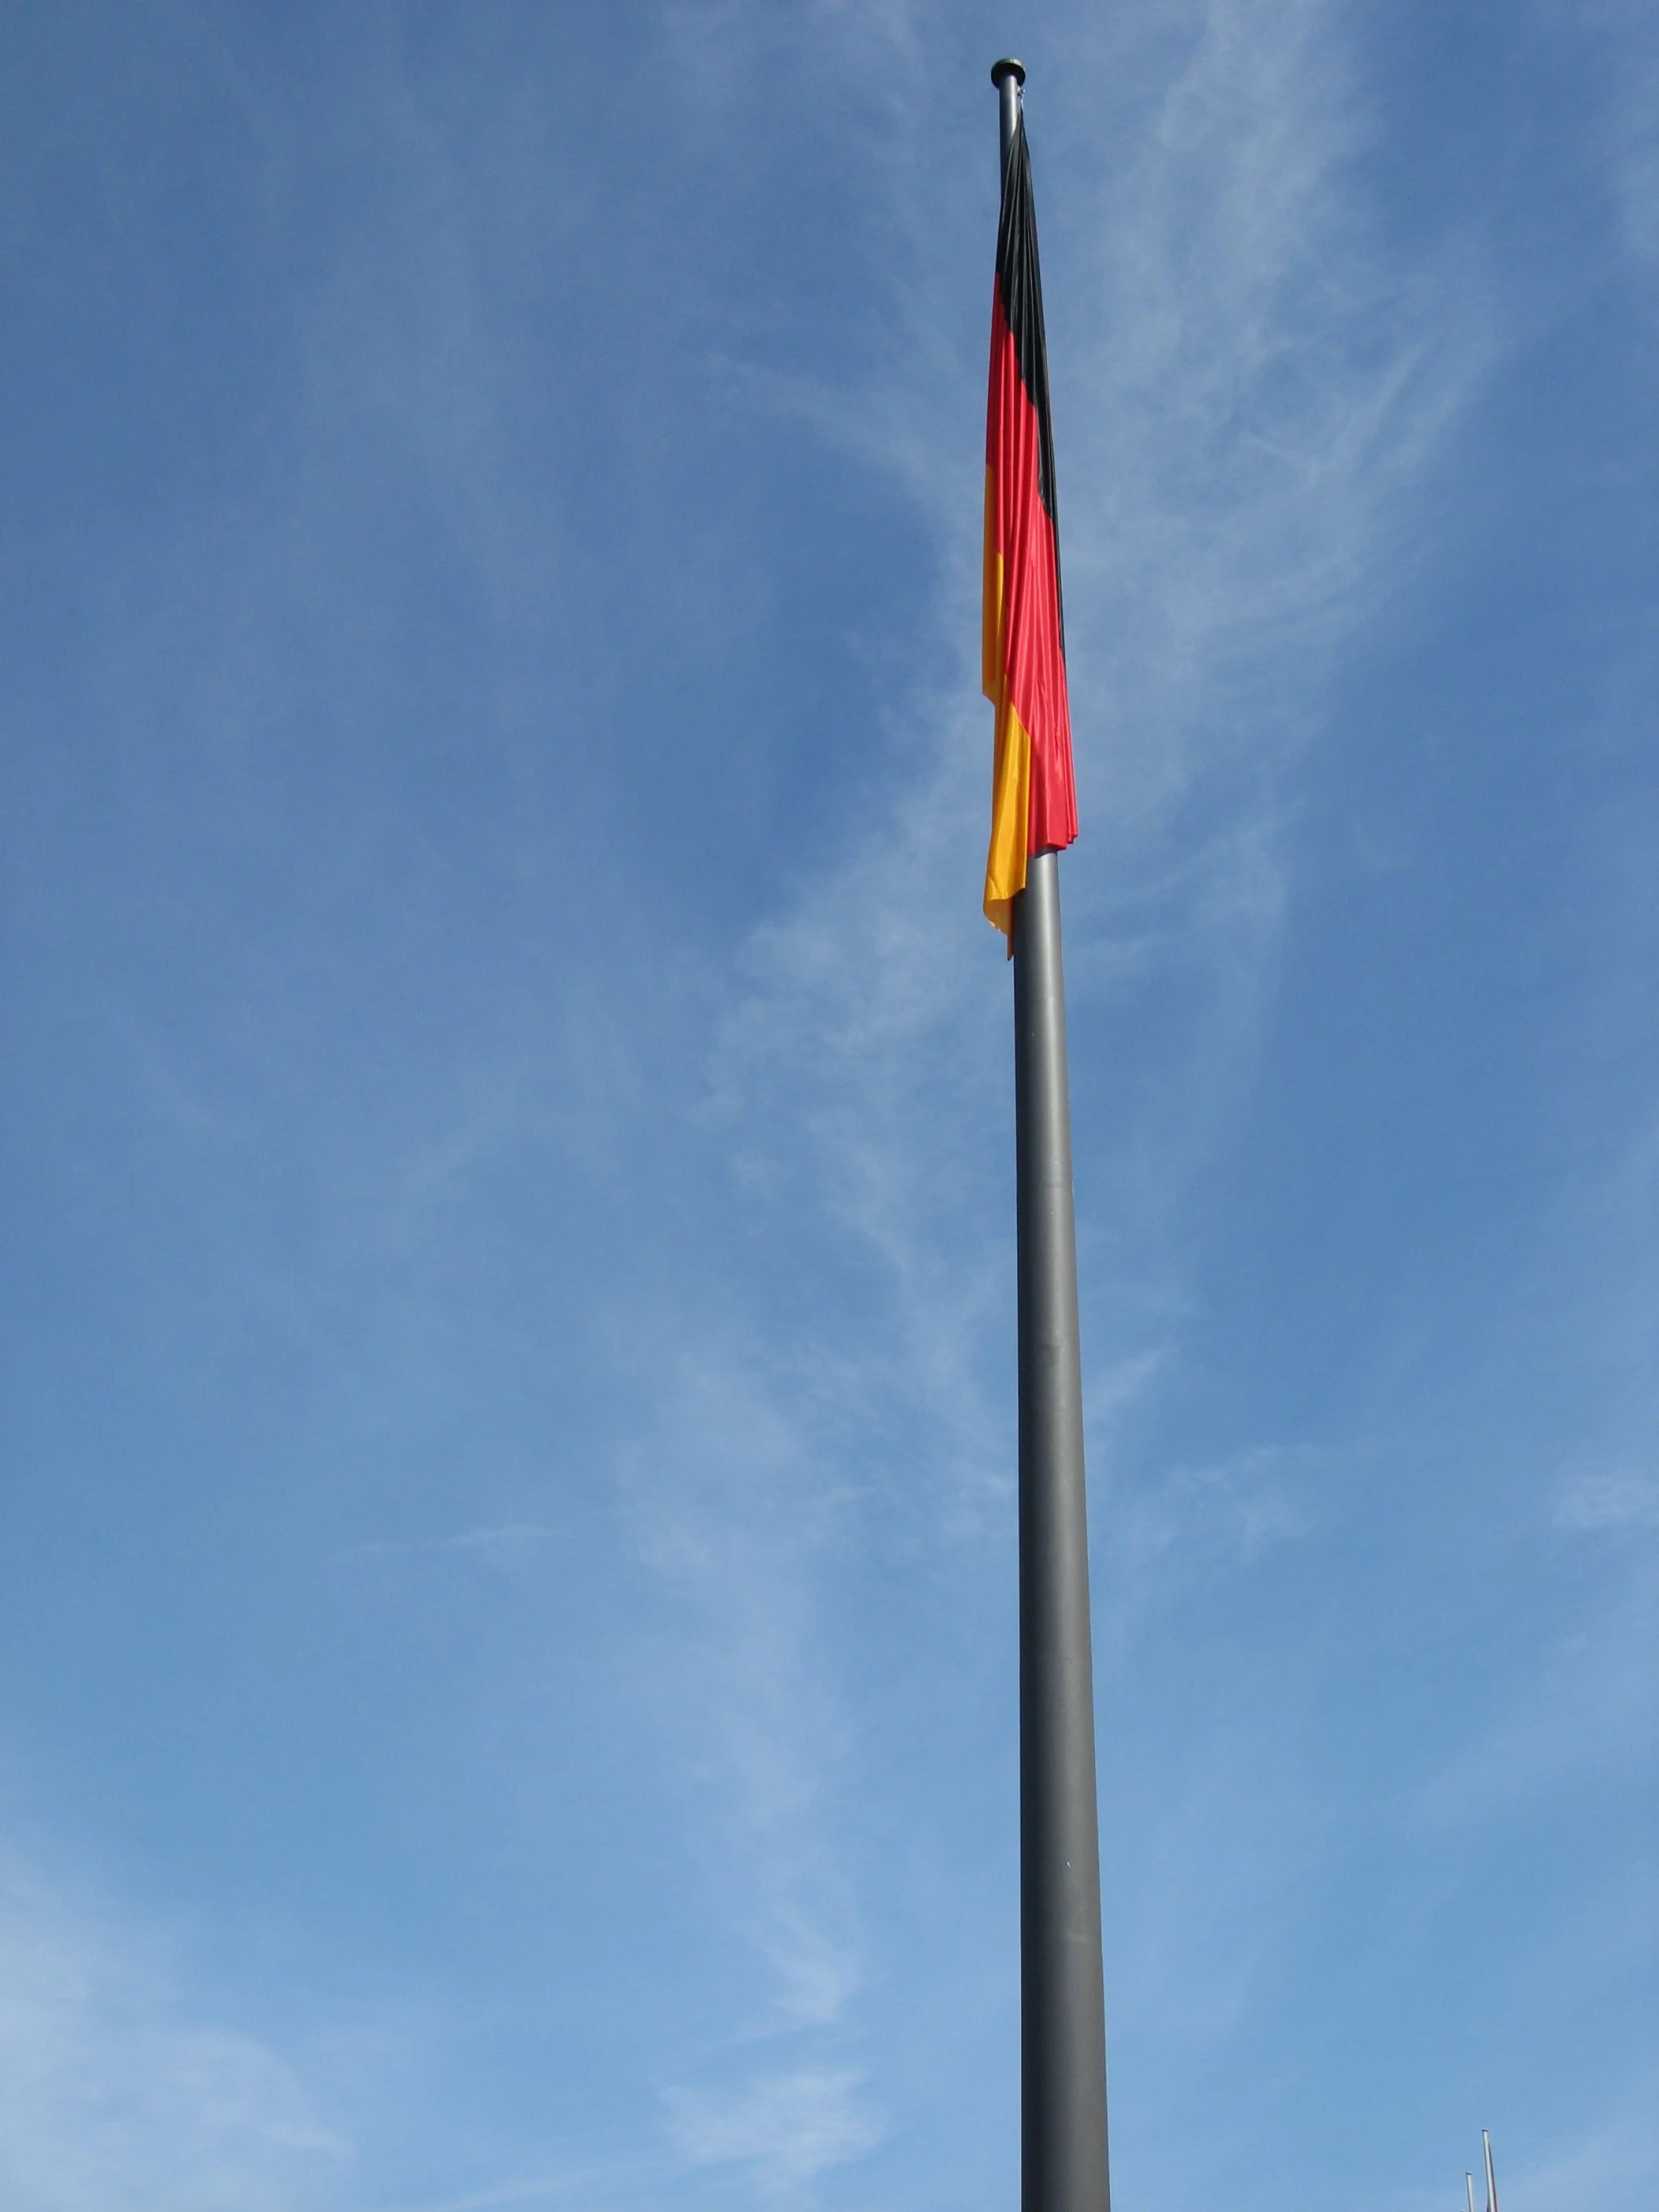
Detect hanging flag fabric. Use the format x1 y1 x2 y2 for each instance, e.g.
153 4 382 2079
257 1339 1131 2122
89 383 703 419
982 110 1076 936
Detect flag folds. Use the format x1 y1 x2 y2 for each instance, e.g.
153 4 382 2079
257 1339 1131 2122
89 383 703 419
982 111 1076 935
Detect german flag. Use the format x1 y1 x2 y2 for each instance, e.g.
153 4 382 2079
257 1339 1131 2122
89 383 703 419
982 109 1076 937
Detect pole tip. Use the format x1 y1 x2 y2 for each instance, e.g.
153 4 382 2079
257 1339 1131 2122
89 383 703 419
991 58 1026 89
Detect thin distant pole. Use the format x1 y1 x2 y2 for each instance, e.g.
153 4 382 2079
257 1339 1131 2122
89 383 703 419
994 56 1112 2212
1466 2172 1477 2212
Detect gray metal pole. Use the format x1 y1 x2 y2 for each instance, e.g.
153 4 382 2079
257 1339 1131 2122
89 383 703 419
1482 2131 1499 2212
993 61 1112 2212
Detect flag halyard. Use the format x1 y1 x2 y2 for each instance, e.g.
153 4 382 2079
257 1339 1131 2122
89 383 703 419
982 112 1076 936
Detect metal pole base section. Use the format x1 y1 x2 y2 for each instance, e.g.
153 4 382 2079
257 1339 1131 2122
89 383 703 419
1013 848 1111 2212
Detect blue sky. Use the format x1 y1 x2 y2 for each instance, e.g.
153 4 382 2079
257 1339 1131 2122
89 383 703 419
2 3 1654 2207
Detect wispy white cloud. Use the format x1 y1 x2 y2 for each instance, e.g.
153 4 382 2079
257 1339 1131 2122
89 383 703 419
1411 1558 1658 1830
1497 2106 1659 2212
1556 1465 1659 1534
618 1366 878 2199
664 2065 882 2194
618 1348 866 2041
384 2155 676 2212
1574 0 1659 273
1111 1441 1324 1573
330 1521 563 1571
0 1858 349 2211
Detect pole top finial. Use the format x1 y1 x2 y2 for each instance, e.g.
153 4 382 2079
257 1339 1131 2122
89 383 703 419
991 58 1026 90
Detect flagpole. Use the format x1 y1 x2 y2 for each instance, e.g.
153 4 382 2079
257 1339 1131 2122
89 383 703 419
995 59 1112 2212
1483 2131 1499 2212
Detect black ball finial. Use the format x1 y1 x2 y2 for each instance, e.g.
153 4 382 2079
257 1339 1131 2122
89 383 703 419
990 58 1026 89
